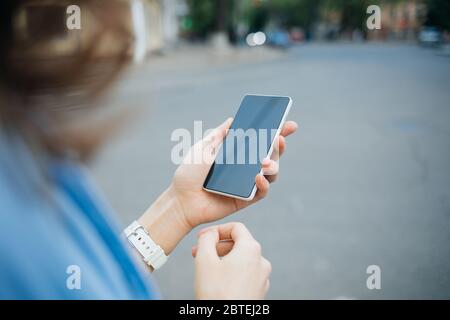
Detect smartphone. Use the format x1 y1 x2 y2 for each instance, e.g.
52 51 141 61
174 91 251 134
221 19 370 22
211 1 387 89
203 94 292 201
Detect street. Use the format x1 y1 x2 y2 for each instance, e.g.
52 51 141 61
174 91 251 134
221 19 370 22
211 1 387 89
91 43 450 299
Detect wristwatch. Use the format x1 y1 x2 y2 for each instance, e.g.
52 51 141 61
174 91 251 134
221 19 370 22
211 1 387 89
124 221 168 270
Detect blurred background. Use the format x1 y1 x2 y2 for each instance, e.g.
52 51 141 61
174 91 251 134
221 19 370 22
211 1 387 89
86 0 450 299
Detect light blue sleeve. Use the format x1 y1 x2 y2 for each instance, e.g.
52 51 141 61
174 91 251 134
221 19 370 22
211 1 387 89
0 135 158 299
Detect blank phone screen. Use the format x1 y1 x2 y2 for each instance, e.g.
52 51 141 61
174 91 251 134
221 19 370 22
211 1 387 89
203 95 291 199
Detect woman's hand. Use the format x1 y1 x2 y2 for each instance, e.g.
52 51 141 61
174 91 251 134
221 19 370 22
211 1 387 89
171 118 298 229
193 222 271 300
138 118 297 256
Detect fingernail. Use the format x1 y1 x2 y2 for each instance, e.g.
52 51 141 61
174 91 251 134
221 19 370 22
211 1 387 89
223 117 233 126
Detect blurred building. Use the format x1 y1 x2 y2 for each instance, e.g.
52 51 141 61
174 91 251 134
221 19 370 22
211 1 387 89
368 0 426 41
316 0 425 42
142 0 188 52
13 0 188 59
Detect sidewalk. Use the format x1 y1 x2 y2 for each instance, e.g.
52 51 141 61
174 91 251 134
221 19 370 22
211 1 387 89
141 43 285 72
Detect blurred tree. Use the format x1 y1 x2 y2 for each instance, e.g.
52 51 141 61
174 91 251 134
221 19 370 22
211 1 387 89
268 0 322 36
242 0 270 33
185 0 236 40
425 0 450 31
322 0 370 34
185 0 433 42
184 0 215 39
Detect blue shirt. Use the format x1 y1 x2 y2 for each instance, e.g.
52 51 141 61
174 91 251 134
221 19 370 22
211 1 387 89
0 134 159 299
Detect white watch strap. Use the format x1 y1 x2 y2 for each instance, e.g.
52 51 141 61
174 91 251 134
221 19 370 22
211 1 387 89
124 221 168 270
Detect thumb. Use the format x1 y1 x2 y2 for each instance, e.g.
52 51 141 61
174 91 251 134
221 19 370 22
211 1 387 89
201 118 233 164
182 117 232 166
195 229 220 263
213 117 233 148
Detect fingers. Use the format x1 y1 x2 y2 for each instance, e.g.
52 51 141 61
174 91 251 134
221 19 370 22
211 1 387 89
261 257 272 276
262 158 279 183
252 142 284 201
197 222 257 253
270 136 280 161
211 222 254 243
261 158 279 176
278 136 286 156
264 280 271 296
280 120 298 138
194 222 271 300
261 258 272 295
195 222 263 263
215 240 234 257
192 240 234 258
271 135 286 161
254 174 270 200
271 121 297 163
195 229 219 262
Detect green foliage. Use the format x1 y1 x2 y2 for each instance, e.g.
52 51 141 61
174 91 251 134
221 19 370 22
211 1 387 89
241 0 269 32
184 0 215 38
185 0 450 38
426 0 450 31
269 0 322 31
322 0 370 32
184 0 236 38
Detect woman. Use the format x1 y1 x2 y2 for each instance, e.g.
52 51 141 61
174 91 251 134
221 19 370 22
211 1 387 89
0 0 297 299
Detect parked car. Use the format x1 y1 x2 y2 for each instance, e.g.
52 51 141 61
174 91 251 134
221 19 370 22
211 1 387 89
419 27 442 47
266 29 291 49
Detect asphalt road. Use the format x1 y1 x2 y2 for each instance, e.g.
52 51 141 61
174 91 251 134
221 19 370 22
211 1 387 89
92 43 450 299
